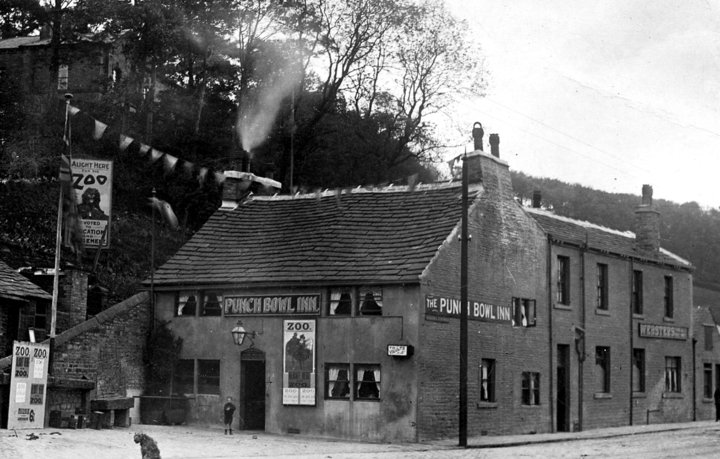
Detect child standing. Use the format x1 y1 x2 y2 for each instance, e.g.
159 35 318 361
223 396 237 435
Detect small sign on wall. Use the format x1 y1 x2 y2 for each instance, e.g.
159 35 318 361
387 344 414 358
282 320 316 406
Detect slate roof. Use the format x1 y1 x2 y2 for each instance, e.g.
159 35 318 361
151 183 478 287
526 207 692 269
0 259 52 301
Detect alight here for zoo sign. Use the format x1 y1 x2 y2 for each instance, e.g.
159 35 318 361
425 295 513 324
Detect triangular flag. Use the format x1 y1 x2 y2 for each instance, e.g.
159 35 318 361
163 154 178 172
119 134 133 151
139 143 151 156
182 160 194 177
198 167 209 184
68 105 80 116
93 120 108 140
150 149 163 163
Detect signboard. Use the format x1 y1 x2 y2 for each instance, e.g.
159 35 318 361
638 323 688 340
7 341 50 430
71 158 113 248
387 344 414 358
425 295 512 324
224 295 320 316
282 320 316 405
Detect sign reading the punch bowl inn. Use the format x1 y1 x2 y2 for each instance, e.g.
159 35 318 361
425 295 512 324
224 294 320 316
282 320 316 406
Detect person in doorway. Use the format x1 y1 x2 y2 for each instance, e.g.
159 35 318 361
223 396 237 434
714 387 720 421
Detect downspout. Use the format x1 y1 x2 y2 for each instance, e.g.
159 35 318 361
578 238 587 432
692 337 697 421
547 235 555 432
629 258 634 425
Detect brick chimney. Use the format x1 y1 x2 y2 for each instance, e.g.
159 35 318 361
532 190 542 208
220 170 252 209
634 184 660 253
472 122 484 151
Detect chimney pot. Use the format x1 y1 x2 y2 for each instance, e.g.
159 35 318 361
532 190 542 208
635 184 660 252
472 122 484 151
641 184 653 206
489 134 500 158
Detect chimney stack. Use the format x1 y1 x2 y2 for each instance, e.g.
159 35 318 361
634 184 660 253
532 190 542 208
220 170 252 209
489 134 500 158
472 122 484 151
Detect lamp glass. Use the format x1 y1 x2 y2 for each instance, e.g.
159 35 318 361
231 322 247 346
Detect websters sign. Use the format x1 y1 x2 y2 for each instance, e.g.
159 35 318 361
425 295 512 324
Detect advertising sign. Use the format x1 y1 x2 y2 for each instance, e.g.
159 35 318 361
638 323 688 340
71 158 113 248
7 341 50 430
224 294 320 316
425 295 513 324
282 320 316 405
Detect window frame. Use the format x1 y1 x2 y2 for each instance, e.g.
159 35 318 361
354 364 381 401
704 363 713 399
556 256 570 305
328 288 353 316
479 359 496 403
512 298 536 327
34 302 48 330
705 325 714 351
596 263 608 310
175 291 199 317
632 348 645 393
201 291 223 316
632 270 643 315
664 356 681 393
521 371 540 406
197 359 221 395
595 346 611 393
325 363 351 400
173 359 195 395
664 276 674 319
358 287 383 316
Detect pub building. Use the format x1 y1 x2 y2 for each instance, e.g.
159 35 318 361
147 131 693 442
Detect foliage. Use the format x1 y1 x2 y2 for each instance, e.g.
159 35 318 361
143 320 183 396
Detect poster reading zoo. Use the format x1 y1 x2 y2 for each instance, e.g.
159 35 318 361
282 320 316 406
71 158 113 248
7 341 49 430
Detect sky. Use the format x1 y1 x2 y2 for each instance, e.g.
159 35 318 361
443 0 720 208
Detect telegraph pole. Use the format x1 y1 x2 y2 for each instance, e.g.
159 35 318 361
459 151 469 447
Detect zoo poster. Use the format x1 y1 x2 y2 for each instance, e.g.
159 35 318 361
282 319 316 405
71 158 113 249
7 341 50 430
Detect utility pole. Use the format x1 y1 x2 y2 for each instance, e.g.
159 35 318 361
459 151 469 447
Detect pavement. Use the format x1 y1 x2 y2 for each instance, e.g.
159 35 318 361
1 419 717 458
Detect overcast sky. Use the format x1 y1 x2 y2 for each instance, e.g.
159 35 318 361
444 0 720 208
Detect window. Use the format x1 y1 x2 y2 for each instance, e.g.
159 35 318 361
632 270 643 315
325 364 350 399
58 64 69 90
173 359 195 394
512 298 536 327
176 291 197 317
596 263 608 310
359 287 382 316
665 357 681 393
556 256 570 305
521 372 540 405
329 289 352 316
705 326 714 351
664 276 674 318
202 292 223 316
34 302 48 330
595 346 611 393
632 349 645 392
355 365 381 400
479 359 496 402
704 364 713 399
197 360 220 394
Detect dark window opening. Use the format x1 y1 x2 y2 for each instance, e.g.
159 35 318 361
329 289 352 316
596 263 608 310
632 270 643 315
202 292 223 316
173 359 195 395
596 346 611 393
632 349 645 392
705 326 714 351
359 288 382 316
198 359 220 395
176 291 197 317
556 256 570 305
479 359 496 402
664 276 674 318
512 298 536 327
521 372 540 405
704 363 713 399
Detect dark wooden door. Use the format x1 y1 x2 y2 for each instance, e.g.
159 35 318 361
241 359 265 430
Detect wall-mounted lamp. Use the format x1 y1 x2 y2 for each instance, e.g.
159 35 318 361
231 320 258 347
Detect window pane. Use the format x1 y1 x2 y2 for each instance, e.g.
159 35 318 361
479 359 495 402
355 365 381 400
325 364 350 399
704 364 713 398
557 256 570 304
664 276 674 318
329 289 352 316
664 357 681 393
632 349 645 392
174 359 194 394
198 360 220 395
359 288 383 316
176 291 197 317
202 292 223 316
706 326 714 351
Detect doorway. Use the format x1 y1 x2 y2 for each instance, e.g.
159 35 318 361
556 344 570 432
240 348 266 430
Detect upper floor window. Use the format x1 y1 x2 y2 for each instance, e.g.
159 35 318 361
596 263 608 310
328 287 383 316
512 298 536 327
359 287 382 316
479 359 496 402
329 289 353 316
664 356 681 393
176 291 198 317
202 292 223 316
595 346 611 393
556 256 570 305
664 276 674 319
632 270 643 315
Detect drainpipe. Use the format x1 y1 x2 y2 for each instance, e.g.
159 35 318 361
547 235 555 432
578 240 587 432
629 258 634 425
692 338 697 421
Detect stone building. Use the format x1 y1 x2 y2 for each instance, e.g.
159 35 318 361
147 134 695 441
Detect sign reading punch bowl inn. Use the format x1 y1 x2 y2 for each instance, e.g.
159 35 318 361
224 294 320 316
425 295 512 324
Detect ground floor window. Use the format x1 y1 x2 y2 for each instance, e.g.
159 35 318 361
198 360 221 394
174 359 195 394
325 363 350 399
324 363 380 400
595 346 611 393
665 356 681 393
521 372 540 405
632 349 645 392
479 359 496 402
704 363 713 399
173 359 221 395
355 365 381 400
